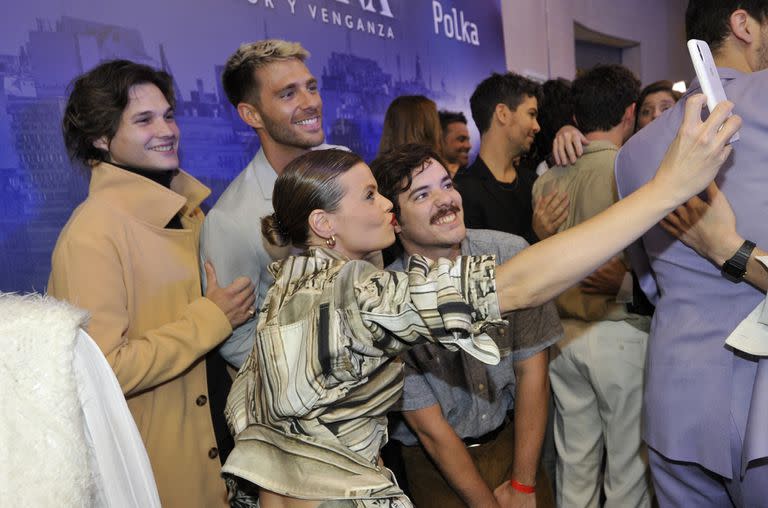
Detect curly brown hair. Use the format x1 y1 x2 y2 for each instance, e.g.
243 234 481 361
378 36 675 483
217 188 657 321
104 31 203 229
370 143 447 220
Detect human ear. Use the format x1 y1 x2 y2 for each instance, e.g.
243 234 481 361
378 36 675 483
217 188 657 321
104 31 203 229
624 102 637 124
308 209 334 240
93 136 109 153
729 9 752 45
494 103 510 126
237 103 264 129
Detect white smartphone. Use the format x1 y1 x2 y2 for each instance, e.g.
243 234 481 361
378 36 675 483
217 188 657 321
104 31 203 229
687 38 739 142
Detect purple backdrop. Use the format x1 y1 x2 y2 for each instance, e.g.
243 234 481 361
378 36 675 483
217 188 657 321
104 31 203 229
0 0 505 292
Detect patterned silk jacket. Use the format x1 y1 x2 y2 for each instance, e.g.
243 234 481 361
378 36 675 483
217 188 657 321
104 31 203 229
224 247 506 506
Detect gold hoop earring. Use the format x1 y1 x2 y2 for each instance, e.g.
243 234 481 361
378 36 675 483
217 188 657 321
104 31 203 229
325 235 336 248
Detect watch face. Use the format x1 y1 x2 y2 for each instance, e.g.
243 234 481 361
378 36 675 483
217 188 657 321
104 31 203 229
722 260 745 282
721 240 755 283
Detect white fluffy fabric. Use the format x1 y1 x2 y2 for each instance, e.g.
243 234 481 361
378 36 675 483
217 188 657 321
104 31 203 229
0 292 95 506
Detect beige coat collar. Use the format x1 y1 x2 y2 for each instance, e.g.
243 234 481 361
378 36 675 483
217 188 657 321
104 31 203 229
88 162 210 227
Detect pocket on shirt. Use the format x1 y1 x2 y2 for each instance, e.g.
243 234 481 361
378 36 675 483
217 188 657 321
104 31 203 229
257 320 325 419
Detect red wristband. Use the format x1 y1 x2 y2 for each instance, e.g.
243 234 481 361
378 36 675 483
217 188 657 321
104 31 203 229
509 479 536 494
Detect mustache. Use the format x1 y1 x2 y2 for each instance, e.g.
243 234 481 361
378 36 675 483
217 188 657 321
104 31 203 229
430 205 461 224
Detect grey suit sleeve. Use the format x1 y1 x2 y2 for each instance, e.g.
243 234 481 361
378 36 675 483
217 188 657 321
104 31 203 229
200 208 259 368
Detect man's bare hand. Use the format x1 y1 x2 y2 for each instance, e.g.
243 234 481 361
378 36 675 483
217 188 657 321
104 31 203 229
552 125 589 166
494 481 536 508
204 261 256 328
581 256 627 295
660 182 742 267
532 191 569 240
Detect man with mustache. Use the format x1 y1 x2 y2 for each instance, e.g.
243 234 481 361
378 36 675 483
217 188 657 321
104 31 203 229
439 110 471 178
200 39 345 368
372 144 561 508
455 72 568 245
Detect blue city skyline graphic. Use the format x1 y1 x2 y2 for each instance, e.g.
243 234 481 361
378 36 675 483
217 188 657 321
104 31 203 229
0 1 505 292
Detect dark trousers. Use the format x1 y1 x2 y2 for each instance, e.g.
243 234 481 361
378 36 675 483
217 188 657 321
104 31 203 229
398 421 554 508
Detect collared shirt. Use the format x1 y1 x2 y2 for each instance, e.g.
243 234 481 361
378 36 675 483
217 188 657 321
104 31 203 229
200 144 345 368
388 229 562 445
532 140 643 325
615 67 768 477
223 248 505 504
534 139 618 231
455 156 539 244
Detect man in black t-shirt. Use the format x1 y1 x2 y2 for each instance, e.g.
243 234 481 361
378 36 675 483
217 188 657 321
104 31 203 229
456 72 568 244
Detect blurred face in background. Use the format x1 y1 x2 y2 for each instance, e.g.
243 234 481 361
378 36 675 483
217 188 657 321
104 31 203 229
505 95 540 154
636 90 675 130
442 121 471 167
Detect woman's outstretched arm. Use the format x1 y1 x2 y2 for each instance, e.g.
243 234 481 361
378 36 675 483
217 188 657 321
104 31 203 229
495 94 741 312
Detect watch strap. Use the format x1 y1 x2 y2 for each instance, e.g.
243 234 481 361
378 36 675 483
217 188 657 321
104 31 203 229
722 240 756 283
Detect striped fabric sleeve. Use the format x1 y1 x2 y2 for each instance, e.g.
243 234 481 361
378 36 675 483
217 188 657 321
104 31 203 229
350 255 505 365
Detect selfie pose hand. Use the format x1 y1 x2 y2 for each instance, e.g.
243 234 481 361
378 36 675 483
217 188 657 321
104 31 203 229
495 95 740 312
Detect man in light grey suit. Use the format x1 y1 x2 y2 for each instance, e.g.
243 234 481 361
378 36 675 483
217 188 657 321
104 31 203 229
615 1 768 505
201 40 343 367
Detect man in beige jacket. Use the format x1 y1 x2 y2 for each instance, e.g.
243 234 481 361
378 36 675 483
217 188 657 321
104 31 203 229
48 60 253 507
